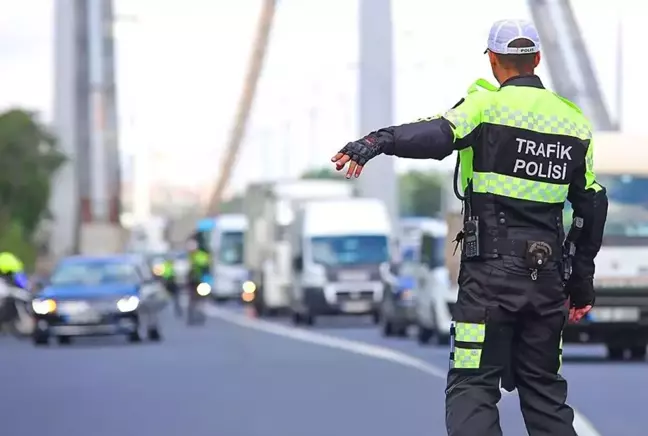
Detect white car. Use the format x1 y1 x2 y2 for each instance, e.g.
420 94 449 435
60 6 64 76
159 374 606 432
414 266 456 345
412 230 457 345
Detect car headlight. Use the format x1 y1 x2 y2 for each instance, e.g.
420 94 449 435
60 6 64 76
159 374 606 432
196 282 211 296
152 264 164 276
117 296 140 312
241 280 256 294
32 299 57 315
241 291 255 303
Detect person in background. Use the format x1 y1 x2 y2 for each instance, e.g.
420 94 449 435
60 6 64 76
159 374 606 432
186 234 211 324
162 256 181 318
0 252 28 289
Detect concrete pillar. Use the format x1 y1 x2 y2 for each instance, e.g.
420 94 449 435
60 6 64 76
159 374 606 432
50 0 85 256
357 0 398 228
87 0 120 223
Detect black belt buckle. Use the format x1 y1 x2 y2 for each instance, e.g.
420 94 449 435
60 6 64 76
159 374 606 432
525 241 553 270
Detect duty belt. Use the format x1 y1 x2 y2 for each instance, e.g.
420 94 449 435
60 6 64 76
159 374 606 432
479 237 561 262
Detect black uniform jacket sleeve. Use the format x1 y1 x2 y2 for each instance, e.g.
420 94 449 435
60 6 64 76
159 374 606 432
379 98 479 160
567 139 609 283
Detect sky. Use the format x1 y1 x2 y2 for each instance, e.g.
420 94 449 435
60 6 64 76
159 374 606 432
0 0 644 196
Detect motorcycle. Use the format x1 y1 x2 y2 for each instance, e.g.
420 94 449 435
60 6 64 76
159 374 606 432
163 277 183 319
187 277 212 326
0 279 34 338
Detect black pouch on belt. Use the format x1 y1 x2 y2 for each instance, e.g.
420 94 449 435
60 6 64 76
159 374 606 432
524 241 553 270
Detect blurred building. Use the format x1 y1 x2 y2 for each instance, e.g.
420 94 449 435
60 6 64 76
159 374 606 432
121 149 205 216
120 145 250 218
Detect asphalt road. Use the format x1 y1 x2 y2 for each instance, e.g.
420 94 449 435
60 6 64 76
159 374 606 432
2 304 646 436
265 312 648 436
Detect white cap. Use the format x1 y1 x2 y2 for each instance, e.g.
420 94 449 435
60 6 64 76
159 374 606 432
486 19 541 55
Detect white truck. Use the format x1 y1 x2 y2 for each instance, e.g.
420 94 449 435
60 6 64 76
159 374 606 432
562 132 648 360
289 198 393 325
127 217 169 254
243 179 354 316
209 214 249 303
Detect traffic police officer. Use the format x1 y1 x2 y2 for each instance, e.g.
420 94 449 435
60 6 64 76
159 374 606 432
186 234 211 323
331 19 608 436
0 252 27 289
187 233 210 290
162 257 181 317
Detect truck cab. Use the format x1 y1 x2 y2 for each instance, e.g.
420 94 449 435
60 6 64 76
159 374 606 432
244 180 355 316
290 198 392 325
562 133 648 360
210 214 249 303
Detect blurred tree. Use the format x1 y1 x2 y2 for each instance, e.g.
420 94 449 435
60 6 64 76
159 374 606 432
398 170 444 217
0 220 36 270
300 167 338 179
0 109 65 268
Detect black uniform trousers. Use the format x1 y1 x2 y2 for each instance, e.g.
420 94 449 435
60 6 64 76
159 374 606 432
445 256 577 436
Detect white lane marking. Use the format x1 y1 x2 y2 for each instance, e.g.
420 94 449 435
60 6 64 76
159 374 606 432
206 306 602 436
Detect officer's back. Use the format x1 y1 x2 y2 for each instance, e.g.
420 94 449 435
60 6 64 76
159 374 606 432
451 72 592 314
466 78 589 233
330 18 607 436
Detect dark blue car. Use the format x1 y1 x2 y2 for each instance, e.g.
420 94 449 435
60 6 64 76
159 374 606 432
31 254 168 346
379 262 418 337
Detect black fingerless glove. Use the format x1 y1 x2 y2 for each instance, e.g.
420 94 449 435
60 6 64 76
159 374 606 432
565 276 595 309
338 131 389 165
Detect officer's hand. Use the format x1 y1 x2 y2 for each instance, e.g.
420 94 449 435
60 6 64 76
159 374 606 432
331 134 384 179
569 305 592 323
565 277 595 323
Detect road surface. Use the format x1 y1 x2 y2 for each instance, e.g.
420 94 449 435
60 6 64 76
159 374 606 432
259 310 647 436
1 304 646 436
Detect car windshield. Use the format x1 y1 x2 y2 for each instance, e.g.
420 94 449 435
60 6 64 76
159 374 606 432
197 229 213 252
420 235 446 268
397 261 419 277
147 254 166 266
218 231 244 265
310 235 389 266
564 174 648 238
50 261 140 286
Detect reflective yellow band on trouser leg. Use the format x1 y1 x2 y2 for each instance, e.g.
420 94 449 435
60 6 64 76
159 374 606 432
558 335 564 372
450 322 486 369
452 347 483 369
454 322 486 343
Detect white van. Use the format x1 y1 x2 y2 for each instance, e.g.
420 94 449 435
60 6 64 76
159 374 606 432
244 180 355 315
290 198 393 325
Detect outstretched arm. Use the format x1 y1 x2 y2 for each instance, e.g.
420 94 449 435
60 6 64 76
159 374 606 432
382 95 483 159
331 93 485 178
